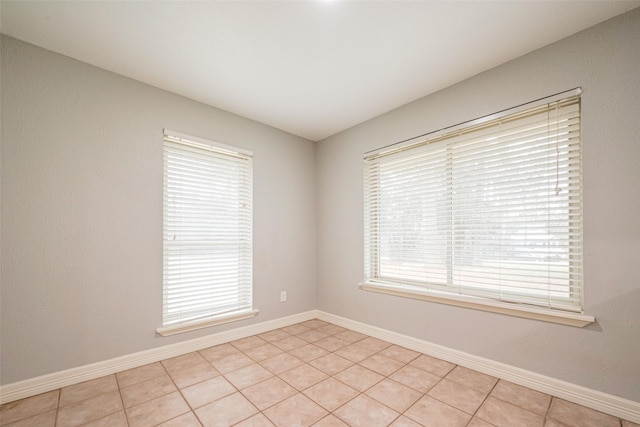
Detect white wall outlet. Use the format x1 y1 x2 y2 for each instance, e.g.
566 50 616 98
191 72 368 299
280 291 287 302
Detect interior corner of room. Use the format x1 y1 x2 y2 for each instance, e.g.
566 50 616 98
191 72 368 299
1 3 639 423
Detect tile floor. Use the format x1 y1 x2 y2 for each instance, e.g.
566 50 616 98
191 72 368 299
1 319 638 427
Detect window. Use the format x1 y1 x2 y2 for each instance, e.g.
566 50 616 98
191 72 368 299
363 90 591 325
159 130 255 336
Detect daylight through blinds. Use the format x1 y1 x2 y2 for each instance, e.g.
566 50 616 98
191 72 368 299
163 131 253 326
364 94 583 312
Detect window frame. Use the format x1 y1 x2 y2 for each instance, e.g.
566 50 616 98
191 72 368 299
361 89 594 327
157 129 257 336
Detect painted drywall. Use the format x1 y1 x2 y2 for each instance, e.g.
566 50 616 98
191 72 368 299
0 36 317 384
316 9 640 401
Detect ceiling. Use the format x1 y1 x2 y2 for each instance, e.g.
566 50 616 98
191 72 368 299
1 1 638 141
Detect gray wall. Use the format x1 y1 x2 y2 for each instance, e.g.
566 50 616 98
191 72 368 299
316 9 640 401
2 8 639 403
1 36 317 384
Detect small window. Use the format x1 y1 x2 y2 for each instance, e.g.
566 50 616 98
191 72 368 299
161 130 253 333
363 91 584 317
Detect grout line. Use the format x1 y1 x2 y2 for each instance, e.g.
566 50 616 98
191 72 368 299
112 372 127 427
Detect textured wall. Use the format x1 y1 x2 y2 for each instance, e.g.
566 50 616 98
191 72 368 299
1 36 317 384
316 9 640 401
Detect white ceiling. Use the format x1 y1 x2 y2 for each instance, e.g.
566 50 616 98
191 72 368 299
1 1 638 141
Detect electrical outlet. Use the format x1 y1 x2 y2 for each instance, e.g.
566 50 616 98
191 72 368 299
280 291 287 302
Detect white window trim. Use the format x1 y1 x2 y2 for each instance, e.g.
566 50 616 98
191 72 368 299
161 129 254 334
156 308 259 337
360 281 594 327
362 88 594 326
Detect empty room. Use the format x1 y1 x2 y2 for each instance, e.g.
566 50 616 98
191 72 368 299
1 1 639 426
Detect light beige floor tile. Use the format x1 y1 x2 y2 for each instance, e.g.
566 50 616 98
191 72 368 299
546 398 620 427
445 366 498 394
296 330 330 343
224 363 273 389
334 342 379 363
120 374 176 408
279 364 328 391
300 319 329 329
180 376 236 409
263 394 327 427
366 378 422 413
56 390 122 427
304 378 359 411
427 378 488 414
231 336 268 351
476 396 544 427
333 364 383 392
0 391 59 425
316 324 347 336
312 414 349 427
622 421 640 427
162 352 207 372
491 380 551 415
280 324 311 336
209 352 255 374
59 375 118 407
409 354 456 377
390 365 441 393
242 343 284 362
258 329 292 343
80 411 128 427
389 415 423 427
544 419 572 427
379 345 420 364
125 391 190 427
259 353 305 375
313 336 349 352
241 377 297 411
258 329 291 342
234 413 276 426
195 392 258 427
116 362 166 388
334 330 368 343
359 354 405 376
467 417 497 427
308 354 353 376
165 361 219 389
162 352 220 388
271 336 308 351
404 395 471 427
334 394 399 427
199 343 240 362
157 411 202 426
357 337 392 352
2 409 56 427
288 344 329 362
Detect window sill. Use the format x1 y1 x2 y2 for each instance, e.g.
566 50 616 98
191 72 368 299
359 282 594 327
156 309 260 337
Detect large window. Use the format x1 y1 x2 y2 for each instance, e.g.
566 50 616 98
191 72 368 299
159 130 254 335
363 91 588 323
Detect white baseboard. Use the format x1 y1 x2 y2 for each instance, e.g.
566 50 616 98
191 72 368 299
2 309 638 424
0 310 318 405
315 311 640 424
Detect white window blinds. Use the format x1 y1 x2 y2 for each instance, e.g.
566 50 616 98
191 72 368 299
163 130 253 327
364 92 583 313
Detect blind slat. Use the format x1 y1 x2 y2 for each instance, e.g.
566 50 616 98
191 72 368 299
364 95 583 312
163 131 253 327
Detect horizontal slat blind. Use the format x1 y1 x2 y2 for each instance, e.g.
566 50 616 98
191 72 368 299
163 131 253 327
364 95 583 312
